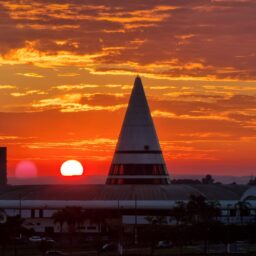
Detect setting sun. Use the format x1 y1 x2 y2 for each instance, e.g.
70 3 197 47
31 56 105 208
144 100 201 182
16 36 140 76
60 160 84 176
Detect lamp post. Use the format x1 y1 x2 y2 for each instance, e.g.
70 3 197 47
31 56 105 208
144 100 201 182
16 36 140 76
134 194 138 245
19 193 22 218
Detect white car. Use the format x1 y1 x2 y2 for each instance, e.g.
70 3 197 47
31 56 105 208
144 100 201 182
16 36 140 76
29 236 43 242
157 240 172 248
42 237 55 243
45 251 66 256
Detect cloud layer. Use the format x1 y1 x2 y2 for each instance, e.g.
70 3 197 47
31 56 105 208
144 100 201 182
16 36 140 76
0 0 256 179
1 0 256 80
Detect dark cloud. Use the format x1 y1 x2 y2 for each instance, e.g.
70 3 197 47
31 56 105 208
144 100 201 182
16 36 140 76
1 0 256 79
149 94 256 115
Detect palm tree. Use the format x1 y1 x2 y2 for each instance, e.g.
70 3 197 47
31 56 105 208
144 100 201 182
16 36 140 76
52 210 66 233
171 201 187 225
186 195 220 224
207 201 221 221
186 195 221 254
186 194 207 224
145 216 167 255
52 207 86 255
87 209 107 233
57 207 85 232
234 201 251 224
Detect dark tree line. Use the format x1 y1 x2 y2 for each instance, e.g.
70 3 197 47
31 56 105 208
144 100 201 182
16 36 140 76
0 215 24 255
140 195 256 255
172 174 216 185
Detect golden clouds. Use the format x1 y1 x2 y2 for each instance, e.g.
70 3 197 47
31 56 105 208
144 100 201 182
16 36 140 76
175 34 195 40
0 85 16 89
1 1 256 81
2 2 73 20
0 135 19 140
54 84 99 91
57 73 80 77
16 72 44 78
97 5 176 30
11 90 47 97
1 41 105 68
152 110 232 121
25 138 116 150
32 95 126 112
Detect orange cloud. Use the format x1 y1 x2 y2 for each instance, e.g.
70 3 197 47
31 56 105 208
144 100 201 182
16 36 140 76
0 85 16 90
16 72 44 78
11 90 47 97
32 96 126 112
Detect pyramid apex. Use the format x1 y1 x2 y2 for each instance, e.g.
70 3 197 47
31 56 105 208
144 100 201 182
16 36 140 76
135 75 142 85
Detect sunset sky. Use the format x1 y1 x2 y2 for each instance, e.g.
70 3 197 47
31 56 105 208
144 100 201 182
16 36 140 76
1 0 256 180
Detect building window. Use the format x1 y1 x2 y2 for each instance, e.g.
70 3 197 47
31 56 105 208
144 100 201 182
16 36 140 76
87 226 97 230
229 209 236 217
39 209 43 218
31 209 35 218
241 209 250 216
144 145 149 150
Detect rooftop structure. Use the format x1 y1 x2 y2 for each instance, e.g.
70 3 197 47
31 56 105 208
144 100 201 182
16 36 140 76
0 184 251 208
0 184 254 232
0 147 7 186
106 77 170 185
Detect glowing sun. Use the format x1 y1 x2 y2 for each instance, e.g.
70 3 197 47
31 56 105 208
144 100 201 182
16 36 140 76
60 160 84 176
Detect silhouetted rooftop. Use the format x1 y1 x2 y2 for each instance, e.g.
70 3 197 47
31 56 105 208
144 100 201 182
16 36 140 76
0 184 250 201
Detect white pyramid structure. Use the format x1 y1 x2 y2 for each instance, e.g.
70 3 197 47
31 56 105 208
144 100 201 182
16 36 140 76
106 76 170 184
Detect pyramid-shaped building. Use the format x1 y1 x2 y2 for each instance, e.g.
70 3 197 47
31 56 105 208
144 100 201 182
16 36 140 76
106 77 170 185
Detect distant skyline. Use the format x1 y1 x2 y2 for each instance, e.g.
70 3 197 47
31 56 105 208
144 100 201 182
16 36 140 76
0 0 256 179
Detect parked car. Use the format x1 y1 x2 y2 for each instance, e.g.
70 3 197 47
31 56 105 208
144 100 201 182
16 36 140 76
29 236 43 242
99 243 117 253
45 250 66 256
15 236 28 245
43 237 55 243
157 240 172 248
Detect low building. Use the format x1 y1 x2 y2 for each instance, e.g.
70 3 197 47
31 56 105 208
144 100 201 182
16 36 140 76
0 184 256 233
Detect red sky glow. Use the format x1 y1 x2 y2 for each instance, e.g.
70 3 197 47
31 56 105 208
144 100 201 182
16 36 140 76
0 0 256 180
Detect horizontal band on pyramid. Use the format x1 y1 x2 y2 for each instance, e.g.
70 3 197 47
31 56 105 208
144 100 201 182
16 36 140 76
107 175 169 179
115 150 162 154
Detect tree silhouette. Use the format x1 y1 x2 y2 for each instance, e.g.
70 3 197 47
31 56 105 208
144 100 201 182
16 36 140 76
52 210 66 233
170 201 187 225
202 174 214 184
188 195 220 253
145 216 167 255
234 201 251 224
52 207 87 255
0 215 23 256
186 195 220 224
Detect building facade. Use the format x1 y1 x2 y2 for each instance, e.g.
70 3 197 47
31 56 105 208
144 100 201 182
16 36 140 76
0 184 256 233
0 147 7 186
